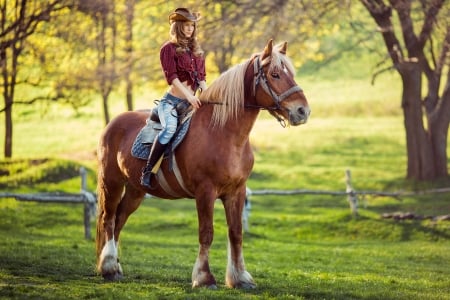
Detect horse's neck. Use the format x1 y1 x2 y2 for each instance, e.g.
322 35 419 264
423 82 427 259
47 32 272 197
224 107 260 145
197 105 259 146
222 61 261 143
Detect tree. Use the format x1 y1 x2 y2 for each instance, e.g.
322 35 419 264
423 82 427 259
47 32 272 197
360 0 450 180
79 0 119 125
124 0 134 111
0 0 72 158
199 0 344 73
0 0 370 157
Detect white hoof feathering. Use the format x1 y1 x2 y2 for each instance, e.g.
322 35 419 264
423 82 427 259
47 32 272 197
100 239 121 275
226 241 256 288
226 267 256 289
192 256 216 288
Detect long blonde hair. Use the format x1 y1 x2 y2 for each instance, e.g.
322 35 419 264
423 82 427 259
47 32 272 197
169 21 204 56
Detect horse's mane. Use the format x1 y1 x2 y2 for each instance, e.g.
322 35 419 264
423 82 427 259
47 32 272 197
199 43 296 128
199 60 250 128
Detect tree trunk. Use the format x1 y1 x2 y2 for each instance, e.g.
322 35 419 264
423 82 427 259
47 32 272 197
124 0 134 111
1 45 14 158
398 62 435 180
102 94 110 125
429 119 449 178
3 102 12 158
429 75 450 178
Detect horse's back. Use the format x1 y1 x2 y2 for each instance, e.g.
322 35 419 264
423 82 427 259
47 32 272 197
103 110 149 135
98 110 149 165
99 110 148 145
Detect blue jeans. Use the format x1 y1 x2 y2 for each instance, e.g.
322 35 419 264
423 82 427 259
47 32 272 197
157 93 184 144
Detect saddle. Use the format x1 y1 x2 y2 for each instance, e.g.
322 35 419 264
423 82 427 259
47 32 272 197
131 101 193 161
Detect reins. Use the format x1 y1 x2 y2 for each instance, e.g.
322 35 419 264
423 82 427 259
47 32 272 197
200 100 224 105
199 55 303 127
245 56 302 127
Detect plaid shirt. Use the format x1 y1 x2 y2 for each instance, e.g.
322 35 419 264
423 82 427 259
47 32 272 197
160 42 206 91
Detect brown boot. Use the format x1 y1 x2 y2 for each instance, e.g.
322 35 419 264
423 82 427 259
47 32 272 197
141 139 166 188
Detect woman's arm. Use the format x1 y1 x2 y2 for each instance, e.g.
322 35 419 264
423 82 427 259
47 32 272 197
171 78 202 109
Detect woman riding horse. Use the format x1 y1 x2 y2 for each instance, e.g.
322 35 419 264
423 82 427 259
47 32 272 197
96 39 310 289
141 8 207 189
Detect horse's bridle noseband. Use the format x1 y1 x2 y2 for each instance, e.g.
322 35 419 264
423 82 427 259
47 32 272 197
245 56 303 127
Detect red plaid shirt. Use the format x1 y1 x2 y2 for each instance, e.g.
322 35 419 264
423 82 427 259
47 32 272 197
160 42 206 91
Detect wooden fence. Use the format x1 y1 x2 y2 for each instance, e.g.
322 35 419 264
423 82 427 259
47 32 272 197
249 169 450 217
0 167 96 239
2 168 449 238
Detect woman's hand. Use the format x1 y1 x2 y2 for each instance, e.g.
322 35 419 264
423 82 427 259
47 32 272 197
170 78 202 109
187 94 201 109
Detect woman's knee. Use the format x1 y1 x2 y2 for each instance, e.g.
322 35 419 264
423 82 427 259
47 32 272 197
158 124 177 144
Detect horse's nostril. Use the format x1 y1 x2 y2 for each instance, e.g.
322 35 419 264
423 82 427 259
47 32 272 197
298 106 306 116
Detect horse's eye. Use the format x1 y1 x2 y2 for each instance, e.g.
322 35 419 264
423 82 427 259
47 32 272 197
271 72 280 79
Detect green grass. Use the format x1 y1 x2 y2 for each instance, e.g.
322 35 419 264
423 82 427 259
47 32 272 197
1 71 450 299
0 195 449 299
249 115 407 191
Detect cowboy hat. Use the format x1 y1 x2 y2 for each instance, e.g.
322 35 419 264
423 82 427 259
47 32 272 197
169 8 201 24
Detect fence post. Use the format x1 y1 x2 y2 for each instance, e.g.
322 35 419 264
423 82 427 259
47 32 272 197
345 169 358 216
80 167 92 240
243 187 252 233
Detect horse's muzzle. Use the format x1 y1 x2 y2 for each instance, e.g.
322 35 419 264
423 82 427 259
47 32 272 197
289 105 310 126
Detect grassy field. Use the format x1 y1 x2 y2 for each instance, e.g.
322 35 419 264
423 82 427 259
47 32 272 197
1 70 450 299
0 194 449 300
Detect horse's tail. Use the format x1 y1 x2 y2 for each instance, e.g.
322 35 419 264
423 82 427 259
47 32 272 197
95 126 112 271
95 167 106 271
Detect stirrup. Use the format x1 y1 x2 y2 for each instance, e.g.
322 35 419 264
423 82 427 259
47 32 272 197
141 170 157 189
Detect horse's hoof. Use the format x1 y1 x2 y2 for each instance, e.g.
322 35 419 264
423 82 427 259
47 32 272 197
192 280 217 289
232 281 256 289
102 272 123 282
192 273 217 289
239 282 256 289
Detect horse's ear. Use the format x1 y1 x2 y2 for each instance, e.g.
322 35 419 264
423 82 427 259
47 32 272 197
279 42 287 55
262 39 273 60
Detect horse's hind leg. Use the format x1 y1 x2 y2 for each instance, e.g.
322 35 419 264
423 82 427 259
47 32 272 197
97 180 145 281
114 184 145 242
223 188 256 289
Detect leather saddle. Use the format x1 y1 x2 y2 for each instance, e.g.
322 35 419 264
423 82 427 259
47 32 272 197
131 101 193 161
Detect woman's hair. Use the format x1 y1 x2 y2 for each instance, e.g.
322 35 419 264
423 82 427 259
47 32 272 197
169 21 204 56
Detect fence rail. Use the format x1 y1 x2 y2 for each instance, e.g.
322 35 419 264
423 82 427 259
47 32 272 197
2 169 449 237
0 167 96 239
251 187 450 197
250 170 450 216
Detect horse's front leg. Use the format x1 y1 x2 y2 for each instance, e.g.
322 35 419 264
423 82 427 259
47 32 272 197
223 191 256 289
192 193 217 289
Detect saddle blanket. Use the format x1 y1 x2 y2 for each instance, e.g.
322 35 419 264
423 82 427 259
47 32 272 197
131 117 192 160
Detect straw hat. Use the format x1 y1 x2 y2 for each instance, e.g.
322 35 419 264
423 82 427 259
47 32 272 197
169 8 201 24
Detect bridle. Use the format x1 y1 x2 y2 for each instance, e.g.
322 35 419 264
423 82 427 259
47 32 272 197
245 55 303 127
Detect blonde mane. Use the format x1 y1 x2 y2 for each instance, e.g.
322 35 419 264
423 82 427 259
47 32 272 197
199 60 250 128
199 43 295 128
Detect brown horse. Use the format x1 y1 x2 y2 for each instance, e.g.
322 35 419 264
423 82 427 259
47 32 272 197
96 39 310 289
